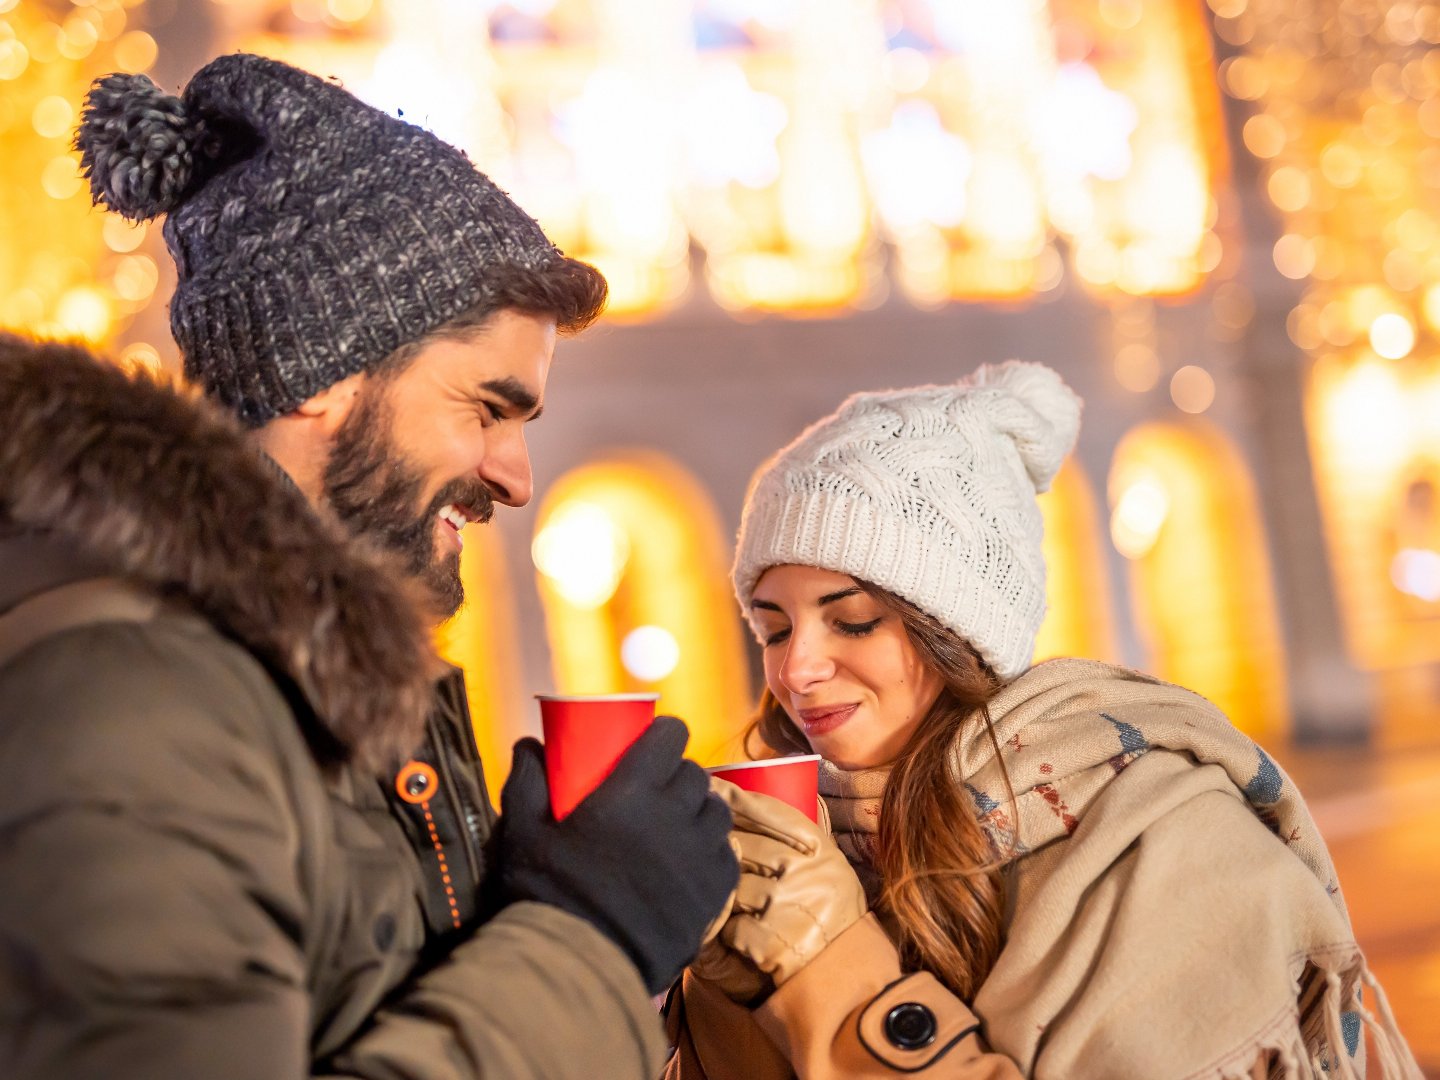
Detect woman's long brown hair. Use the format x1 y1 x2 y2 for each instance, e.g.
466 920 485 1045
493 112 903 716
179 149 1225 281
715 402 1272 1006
748 582 1012 1000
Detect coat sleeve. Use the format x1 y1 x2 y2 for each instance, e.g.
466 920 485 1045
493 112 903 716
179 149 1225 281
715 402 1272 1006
663 914 1024 1079
319 902 666 1079
0 622 664 1080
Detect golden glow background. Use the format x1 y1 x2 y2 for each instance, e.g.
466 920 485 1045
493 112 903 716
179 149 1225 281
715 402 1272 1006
5 0 1440 773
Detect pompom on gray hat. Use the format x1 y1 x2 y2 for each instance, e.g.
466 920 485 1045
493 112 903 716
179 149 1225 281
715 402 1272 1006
75 53 567 425
732 361 1083 680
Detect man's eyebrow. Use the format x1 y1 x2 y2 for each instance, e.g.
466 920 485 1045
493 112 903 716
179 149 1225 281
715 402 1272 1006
479 376 541 418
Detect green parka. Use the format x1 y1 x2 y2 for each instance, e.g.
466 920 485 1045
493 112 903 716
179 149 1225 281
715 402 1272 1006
0 341 666 1079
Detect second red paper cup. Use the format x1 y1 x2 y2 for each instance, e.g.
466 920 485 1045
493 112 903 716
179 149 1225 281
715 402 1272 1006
707 755 821 822
537 693 659 820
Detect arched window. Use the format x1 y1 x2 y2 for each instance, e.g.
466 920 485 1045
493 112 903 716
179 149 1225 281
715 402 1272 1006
1034 458 1117 664
434 524 526 806
1108 420 1287 740
531 452 753 765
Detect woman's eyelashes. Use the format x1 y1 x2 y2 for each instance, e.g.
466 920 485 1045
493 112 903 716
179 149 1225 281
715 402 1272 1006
760 615 883 647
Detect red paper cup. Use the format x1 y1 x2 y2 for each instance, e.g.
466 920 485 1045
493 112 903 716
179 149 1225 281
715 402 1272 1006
707 755 821 822
537 693 659 820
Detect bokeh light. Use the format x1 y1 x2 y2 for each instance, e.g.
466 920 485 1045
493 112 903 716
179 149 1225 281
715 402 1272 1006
1115 343 1161 392
55 285 112 343
620 625 681 683
31 95 73 139
1111 475 1171 560
1171 365 1217 414
112 30 156 72
531 502 631 610
1369 312 1416 360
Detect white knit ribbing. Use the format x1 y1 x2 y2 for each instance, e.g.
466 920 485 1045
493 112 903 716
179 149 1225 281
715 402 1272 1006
732 361 1082 679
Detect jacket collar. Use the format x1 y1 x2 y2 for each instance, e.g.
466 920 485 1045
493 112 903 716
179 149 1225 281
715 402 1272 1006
0 530 109 615
0 341 439 770
257 448 307 498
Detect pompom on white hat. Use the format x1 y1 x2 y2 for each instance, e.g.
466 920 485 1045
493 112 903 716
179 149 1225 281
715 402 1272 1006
732 360 1083 679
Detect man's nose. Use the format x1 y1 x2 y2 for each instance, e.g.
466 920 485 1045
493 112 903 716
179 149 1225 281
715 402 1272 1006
478 425 533 507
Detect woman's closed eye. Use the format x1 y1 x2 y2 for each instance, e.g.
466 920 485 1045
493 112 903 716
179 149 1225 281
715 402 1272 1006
760 616 882 647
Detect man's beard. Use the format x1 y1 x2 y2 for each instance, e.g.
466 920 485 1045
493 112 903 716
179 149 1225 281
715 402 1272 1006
322 384 494 618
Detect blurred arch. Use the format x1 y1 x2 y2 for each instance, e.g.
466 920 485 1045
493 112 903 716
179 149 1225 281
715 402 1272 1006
434 524 527 806
1034 458 1118 664
531 451 752 765
1108 420 1288 740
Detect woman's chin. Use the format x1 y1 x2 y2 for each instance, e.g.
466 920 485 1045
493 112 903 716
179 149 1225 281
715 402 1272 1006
812 738 887 772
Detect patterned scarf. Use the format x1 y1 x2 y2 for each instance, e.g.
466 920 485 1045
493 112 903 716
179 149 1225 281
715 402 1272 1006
816 658 1422 1080
817 758 888 906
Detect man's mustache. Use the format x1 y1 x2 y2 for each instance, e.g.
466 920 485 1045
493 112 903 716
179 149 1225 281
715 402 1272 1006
431 479 495 526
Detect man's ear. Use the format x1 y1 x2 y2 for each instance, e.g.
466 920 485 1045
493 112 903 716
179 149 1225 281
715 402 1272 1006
295 371 367 438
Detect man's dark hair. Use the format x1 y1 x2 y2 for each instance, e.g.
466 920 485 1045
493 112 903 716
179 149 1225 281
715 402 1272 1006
372 256 608 379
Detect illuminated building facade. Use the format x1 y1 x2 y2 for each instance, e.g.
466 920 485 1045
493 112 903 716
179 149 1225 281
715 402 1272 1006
4 0 1437 782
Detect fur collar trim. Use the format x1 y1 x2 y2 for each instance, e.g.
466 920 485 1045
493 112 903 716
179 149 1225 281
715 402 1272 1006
0 335 437 770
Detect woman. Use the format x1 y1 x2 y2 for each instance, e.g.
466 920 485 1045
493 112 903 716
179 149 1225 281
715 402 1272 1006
667 361 1420 1080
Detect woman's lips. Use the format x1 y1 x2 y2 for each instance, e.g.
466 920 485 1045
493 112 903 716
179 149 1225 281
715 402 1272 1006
797 703 859 737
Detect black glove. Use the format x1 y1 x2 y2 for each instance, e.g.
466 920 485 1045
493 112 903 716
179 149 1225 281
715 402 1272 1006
496 716 739 994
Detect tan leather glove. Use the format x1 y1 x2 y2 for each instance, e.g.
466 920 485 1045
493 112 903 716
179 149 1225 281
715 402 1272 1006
691 779 867 1005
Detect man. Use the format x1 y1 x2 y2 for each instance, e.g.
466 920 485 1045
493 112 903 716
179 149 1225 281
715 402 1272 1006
0 53 736 1079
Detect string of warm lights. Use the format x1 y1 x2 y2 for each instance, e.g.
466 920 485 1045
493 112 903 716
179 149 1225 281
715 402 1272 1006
200 0 1230 319
0 0 1343 749
0 0 1240 334
17 2 1421 366
1219 0 1440 667
0 0 162 370
1224 0 1440 362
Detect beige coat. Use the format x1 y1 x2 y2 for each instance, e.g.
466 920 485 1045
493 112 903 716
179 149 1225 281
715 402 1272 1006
661 846 1276 1080
665 914 1022 1079
663 657 1428 1079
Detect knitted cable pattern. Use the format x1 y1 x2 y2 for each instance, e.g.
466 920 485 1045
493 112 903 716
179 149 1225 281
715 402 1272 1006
733 361 1082 678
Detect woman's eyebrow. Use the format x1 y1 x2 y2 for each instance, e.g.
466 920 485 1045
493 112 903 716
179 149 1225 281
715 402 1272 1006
753 587 862 611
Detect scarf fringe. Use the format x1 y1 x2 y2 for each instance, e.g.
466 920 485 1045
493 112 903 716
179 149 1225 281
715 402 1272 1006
1358 968 1424 1080
1204 952 1423 1080
1204 1000 1310 1080
1320 971 1360 1080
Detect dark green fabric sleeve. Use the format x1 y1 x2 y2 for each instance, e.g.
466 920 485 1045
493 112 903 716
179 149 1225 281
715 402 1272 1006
320 903 667 1080
0 621 664 1080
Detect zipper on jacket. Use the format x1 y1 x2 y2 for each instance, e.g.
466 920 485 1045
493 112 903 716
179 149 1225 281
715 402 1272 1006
424 717 482 902
438 674 498 845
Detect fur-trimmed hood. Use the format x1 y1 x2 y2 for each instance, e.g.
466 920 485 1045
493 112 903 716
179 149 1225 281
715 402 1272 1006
0 334 439 770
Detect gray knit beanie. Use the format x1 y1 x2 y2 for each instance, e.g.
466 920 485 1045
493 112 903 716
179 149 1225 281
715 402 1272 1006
75 53 566 426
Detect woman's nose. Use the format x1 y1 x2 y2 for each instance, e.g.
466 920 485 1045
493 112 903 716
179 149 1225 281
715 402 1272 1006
778 629 836 694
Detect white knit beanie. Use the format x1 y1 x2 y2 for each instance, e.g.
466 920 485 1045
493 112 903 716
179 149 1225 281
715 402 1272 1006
732 360 1082 679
